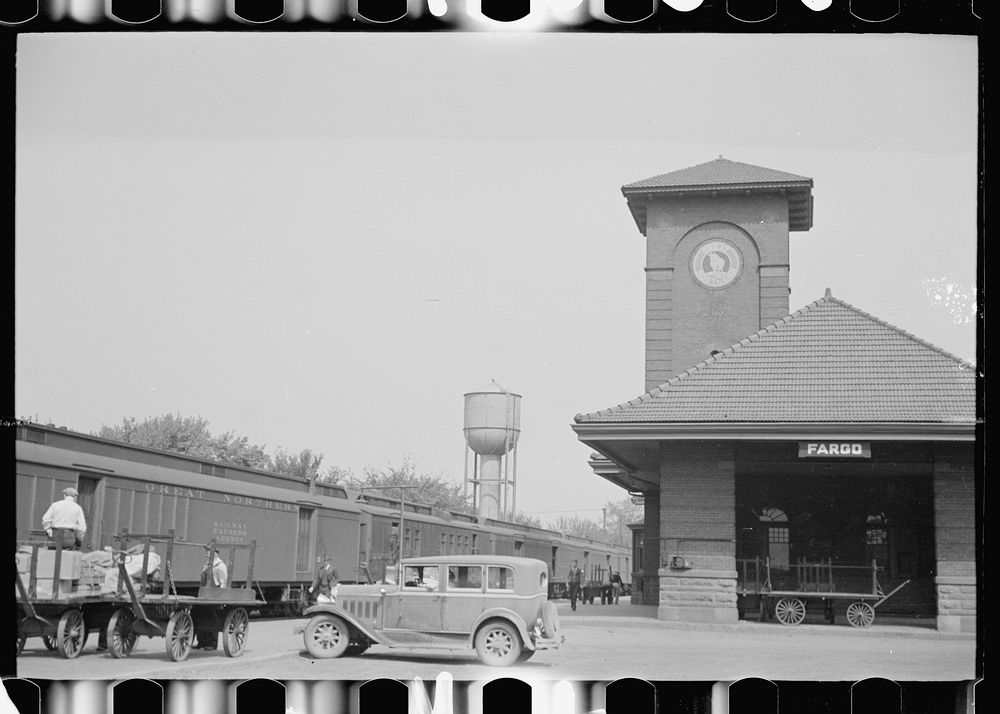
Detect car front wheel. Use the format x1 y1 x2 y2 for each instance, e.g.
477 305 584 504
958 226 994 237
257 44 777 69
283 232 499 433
303 614 350 659
474 621 522 667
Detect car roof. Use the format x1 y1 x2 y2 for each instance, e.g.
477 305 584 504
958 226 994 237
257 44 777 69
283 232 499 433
401 555 545 568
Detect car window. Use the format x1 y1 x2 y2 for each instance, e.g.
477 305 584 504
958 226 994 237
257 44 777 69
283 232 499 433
403 565 439 590
487 566 515 592
447 565 483 591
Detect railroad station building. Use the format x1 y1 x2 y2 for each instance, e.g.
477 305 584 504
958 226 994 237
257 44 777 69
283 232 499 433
572 158 977 632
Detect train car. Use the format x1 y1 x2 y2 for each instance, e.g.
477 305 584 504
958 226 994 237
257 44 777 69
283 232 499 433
15 422 632 613
15 424 362 612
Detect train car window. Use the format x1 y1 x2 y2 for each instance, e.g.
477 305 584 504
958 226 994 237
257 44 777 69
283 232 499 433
486 566 514 592
447 566 482 591
296 508 314 571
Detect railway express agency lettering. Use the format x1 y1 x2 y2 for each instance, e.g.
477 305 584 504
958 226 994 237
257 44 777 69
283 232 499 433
213 520 248 542
799 442 871 458
143 482 298 511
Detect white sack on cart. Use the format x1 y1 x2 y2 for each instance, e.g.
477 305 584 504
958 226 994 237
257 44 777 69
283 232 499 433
101 548 162 595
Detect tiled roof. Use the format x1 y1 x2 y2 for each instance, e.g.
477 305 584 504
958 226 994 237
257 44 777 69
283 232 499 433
622 157 812 192
575 292 976 424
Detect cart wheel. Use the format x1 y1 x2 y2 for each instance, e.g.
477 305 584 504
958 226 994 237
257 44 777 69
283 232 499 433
56 609 86 659
43 635 58 651
774 597 806 626
107 607 138 659
222 607 249 658
165 610 194 662
846 601 875 628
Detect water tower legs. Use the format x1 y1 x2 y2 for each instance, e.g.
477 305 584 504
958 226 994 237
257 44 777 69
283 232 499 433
477 454 503 520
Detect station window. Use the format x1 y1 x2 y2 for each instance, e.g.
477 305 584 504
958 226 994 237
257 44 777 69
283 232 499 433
865 513 888 545
440 533 446 555
447 565 483 591
472 533 479 554
758 507 789 571
448 534 455 554
487 566 515 592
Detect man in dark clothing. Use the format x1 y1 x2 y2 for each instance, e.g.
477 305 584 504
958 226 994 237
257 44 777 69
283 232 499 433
310 555 339 604
567 560 583 611
610 571 624 604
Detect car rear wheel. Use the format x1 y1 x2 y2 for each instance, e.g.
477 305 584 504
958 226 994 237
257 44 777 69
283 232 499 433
303 614 350 659
474 621 522 667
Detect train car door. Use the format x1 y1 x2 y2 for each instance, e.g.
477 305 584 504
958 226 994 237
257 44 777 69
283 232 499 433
77 475 101 550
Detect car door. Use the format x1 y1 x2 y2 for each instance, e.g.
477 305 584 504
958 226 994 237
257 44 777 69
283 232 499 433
382 564 443 632
440 564 485 633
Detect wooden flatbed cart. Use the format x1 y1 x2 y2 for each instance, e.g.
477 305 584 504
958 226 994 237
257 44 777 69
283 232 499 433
16 529 264 661
738 557 910 628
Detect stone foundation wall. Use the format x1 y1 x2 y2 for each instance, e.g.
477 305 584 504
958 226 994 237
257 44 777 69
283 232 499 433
933 445 976 633
657 443 739 623
657 570 739 624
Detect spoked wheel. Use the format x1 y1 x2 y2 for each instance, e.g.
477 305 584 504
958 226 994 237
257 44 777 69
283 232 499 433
303 614 350 659
165 610 194 662
846 601 876 628
43 635 58 651
222 607 249 658
774 597 806 626
56 609 86 659
107 607 138 659
474 621 522 667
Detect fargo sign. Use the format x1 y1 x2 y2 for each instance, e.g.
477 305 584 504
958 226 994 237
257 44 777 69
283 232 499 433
798 442 871 458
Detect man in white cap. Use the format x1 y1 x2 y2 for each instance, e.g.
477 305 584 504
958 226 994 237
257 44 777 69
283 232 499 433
41 486 87 550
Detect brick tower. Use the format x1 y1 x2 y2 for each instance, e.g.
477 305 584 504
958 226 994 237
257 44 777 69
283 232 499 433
621 157 814 390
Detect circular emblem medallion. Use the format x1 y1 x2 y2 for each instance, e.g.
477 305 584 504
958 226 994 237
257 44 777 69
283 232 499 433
691 239 743 289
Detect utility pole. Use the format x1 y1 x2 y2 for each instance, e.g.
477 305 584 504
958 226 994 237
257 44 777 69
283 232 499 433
603 508 607 532
358 484 420 584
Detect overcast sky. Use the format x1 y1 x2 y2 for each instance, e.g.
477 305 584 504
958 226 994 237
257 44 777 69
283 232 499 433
15 33 978 520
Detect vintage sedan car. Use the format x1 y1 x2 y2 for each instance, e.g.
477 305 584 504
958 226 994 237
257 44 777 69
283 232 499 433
297 555 561 666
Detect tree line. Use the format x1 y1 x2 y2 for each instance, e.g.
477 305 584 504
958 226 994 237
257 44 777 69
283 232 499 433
95 413 640 545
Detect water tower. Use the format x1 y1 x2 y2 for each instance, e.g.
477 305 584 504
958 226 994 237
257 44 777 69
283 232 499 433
463 380 521 521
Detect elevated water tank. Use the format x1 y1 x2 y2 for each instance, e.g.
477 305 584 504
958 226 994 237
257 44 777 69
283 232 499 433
463 381 521 520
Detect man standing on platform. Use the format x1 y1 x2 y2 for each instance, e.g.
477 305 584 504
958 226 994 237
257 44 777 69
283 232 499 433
41 487 87 550
568 560 583 611
309 555 339 604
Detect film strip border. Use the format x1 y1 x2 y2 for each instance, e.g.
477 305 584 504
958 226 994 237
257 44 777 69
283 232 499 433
0 0 985 29
0 677 984 713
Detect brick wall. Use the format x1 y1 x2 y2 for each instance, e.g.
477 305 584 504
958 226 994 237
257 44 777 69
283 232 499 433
932 444 976 633
641 489 660 605
657 443 738 623
643 194 791 391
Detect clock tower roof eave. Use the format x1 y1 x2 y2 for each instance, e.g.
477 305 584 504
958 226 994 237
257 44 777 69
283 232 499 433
621 182 814 235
